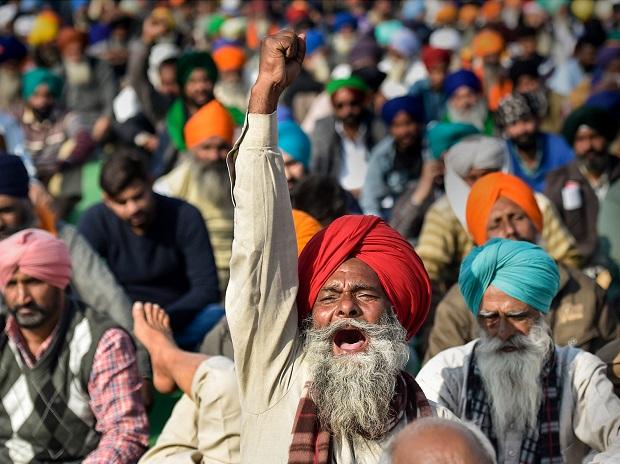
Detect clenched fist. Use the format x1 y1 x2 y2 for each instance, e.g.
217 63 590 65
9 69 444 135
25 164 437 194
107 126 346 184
249 30 306 114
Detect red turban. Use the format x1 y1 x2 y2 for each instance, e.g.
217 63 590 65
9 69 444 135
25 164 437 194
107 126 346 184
466 172 543 246
297 215 431 340
421 46 452 71
0 229 72 290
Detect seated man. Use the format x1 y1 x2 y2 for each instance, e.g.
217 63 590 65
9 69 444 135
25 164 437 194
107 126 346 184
155 99 235 294
0 154 150 376
0 229 148 462
495 92 574 192
418 239 620 462
425 172 617 361
227 30 453 463
443 70 494 134
78 152 220 350
387 417 496 464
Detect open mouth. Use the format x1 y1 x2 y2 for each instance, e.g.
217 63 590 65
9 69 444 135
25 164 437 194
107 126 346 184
333 328 368 353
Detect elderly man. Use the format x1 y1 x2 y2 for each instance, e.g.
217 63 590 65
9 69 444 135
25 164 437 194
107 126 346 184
361 95 426 218
155 100 234 294
16 68 95 217
496 93 574 192
386 417 496 464
310 75 385 196
425 172 617 362
0 229 148 462
546 105 620 268
0 154 149 376
228 30 451 463
443 70 494 135
416 135 581 299
418 238 620 462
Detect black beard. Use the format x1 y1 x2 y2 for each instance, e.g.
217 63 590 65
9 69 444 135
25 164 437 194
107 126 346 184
580 151 609 175
512 132 538 152
31 105 53 121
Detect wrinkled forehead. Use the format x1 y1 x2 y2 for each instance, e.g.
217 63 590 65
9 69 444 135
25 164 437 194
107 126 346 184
320 257 384 292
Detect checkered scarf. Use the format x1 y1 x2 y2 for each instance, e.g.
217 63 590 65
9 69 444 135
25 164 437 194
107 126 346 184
465 343 563 464
288 371 432 464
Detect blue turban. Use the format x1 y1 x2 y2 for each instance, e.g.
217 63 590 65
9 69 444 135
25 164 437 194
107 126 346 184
381 95 424 126
0 154 29 198
0 36 27 64
333 12 358 33
443 70 482 99
305 29 325 55
278 120 311 170
459 238 560 315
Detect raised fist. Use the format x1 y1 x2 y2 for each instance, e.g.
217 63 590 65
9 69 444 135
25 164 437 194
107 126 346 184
256 30 306 93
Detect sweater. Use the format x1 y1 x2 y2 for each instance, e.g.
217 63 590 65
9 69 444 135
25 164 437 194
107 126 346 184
78 193 219 331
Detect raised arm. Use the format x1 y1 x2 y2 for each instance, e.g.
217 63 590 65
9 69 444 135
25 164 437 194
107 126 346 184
225 31 307 413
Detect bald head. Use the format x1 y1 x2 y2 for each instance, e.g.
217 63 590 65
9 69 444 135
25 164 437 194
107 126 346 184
389 418 495 464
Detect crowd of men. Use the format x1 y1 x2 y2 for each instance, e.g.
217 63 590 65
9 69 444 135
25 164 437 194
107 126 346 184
0 0 620 463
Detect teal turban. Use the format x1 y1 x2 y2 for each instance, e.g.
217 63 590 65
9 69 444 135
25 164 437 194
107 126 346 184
278 120 311 170
427 122 480 160
22 68 63 100
459 238 559 315
176 51 218 88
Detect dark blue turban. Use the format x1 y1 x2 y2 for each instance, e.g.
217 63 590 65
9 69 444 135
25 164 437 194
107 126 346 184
443 69 482 99
0 154 29 198
381 95 425 126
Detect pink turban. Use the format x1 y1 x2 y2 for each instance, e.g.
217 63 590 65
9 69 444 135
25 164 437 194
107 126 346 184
297 215 431 340
0 229 71 290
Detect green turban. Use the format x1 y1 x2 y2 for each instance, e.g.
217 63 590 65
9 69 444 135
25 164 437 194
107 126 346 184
22 68 63 100
459 238 560 315
561 105 618 146
326 75 369 96
177 51 218 89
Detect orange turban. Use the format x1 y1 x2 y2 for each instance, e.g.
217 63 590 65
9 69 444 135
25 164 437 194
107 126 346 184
57 27 88 52
213 46 246 73
459 4 479 26
481 1 502 22
466 172 543 246
184 100 234 150
292 209 322 256
436 3 458 25
471 29 505 57
297 215 431 340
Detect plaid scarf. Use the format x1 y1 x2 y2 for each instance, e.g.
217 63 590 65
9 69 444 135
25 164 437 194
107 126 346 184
465 343 563 464
288 371 432 464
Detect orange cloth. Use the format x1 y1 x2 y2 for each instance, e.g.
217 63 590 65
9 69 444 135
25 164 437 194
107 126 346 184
481 1 502 22
213 46 246 73
471 29 505 58
436 3 458 25
184 100 234 149
466 172 543 246
57 27 88 52
459 4 479 26
292 209 322 256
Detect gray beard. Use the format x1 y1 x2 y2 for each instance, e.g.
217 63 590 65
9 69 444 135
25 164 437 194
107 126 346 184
476 319 553 439
64 60 92 86
448 99 489 130
191 158 233 211
303 311 409 440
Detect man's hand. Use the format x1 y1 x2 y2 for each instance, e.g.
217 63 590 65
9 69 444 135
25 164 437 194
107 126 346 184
249 30 306 114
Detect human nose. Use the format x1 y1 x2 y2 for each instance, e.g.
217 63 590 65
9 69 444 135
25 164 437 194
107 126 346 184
15 281 32 305
335 292 362 319
497 317 516 341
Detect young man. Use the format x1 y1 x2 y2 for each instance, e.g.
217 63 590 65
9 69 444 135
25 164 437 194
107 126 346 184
0 229 148 462
78 152 220 350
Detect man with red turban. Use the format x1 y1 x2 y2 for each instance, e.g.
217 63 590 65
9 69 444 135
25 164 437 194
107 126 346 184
223 30 451 464
0 229 148 462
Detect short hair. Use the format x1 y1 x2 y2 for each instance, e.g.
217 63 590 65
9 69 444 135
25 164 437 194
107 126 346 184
100 151 151 197
290 175 348 226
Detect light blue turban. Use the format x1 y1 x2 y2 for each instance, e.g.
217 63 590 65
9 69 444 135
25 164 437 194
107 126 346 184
459 238 560 315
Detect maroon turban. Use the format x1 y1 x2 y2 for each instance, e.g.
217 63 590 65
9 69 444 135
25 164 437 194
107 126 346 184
297 215 431 340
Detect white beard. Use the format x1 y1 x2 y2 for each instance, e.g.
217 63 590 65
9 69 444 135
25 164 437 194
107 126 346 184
447 99 489 130
64 60 92 86
476 320 553 439
303 311 409 440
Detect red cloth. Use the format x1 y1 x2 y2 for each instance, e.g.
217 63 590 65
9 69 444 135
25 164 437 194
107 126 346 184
0 228 71 290
297 215 431 340
421 46 452 70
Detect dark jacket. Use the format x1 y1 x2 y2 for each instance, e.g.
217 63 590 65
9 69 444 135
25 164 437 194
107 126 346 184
310 112 385 180
545 157 620 265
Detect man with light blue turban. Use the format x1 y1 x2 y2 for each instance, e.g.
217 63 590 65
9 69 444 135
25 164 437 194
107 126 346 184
418 238 620 463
